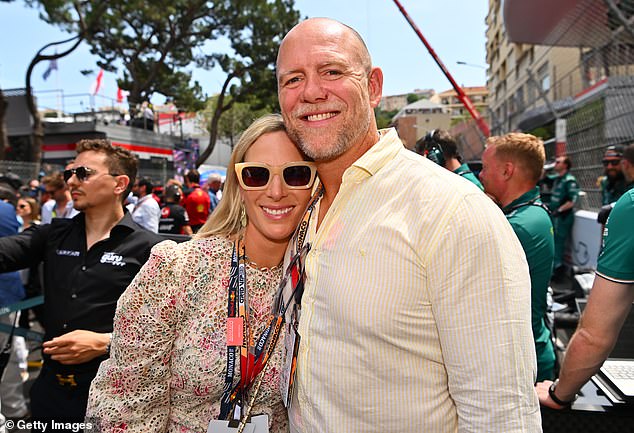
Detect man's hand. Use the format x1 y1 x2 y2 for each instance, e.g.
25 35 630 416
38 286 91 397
535 380 567 410
42 330 110 365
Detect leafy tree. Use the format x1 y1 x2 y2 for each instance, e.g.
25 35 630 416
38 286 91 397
203 95 270 149
26 0 218 111
406 93 421 104
374 107 399 129
25 0 300 167
195 0 299 166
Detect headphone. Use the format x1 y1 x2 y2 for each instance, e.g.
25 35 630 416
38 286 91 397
422 129 446 167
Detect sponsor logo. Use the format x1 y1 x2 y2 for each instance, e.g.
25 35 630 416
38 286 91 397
56 249 80 257
100 252 126 267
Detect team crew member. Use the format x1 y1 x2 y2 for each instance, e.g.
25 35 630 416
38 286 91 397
416 128 484 190
480 132 556 381
183 169 211 233
547 155 579 275
598 145 627 205
159 184 193 236
0 139 162 429
536 143 634 408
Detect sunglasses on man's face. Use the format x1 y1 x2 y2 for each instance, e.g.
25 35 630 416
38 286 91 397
602 159 621 167
235 161 317 191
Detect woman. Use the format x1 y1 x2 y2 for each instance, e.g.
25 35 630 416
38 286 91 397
16 196 40 230
86 114 316 432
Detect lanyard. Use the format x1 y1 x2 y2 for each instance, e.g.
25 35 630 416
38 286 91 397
503 197 551 216
218 183 323 422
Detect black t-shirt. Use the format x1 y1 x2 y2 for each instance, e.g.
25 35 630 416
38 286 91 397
0 212 162 371
159 203 190 234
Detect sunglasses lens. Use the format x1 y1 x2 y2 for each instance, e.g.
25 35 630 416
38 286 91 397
603 160 619 166
283 165 312 187
242 166 270 188
64 167 89 182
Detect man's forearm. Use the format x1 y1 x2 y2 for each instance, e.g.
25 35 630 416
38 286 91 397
552 327 614 401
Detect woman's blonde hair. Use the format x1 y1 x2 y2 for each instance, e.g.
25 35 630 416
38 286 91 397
19 196 41 223
196 113 287 239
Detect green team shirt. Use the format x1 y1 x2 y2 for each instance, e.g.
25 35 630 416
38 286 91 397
454 162 484 191
503 187 556 378
597 188 634 283
548 172 580 211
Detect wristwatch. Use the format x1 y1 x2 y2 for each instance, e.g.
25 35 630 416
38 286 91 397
548 379 577 407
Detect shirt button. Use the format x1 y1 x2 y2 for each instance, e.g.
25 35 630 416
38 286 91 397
62 324 68 329
81 265 87 271
71 294 77 299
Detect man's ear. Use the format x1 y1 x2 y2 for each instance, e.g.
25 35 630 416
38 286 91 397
503 161 515 180
368 67 383 108
114 175 130 197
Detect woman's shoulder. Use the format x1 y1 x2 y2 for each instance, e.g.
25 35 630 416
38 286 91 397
152 234 231 255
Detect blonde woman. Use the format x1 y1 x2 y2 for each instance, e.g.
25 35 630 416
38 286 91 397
16 196 40 230
86 114 316 432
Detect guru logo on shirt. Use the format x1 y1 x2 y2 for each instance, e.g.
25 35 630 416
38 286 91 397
100 252 126 267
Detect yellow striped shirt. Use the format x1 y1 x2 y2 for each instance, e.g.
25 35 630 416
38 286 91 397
288 128 541 433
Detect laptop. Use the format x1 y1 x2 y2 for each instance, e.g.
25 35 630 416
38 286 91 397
576 299 634 401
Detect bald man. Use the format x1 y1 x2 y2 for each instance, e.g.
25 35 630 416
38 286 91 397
276 18 540 433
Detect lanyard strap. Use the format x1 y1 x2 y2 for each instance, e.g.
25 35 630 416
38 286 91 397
219 184 323 421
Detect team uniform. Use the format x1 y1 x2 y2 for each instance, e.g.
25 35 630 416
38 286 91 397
503 187 556 381
596 188 634 283
159 203 190 234
548 172 580 269
454 162 484 191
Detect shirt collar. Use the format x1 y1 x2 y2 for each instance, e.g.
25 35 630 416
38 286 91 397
348 128 403 178
502 187 541 213
71 208 137 235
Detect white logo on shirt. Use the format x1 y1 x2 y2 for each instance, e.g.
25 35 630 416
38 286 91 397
56 249 80 257
100 252 126 267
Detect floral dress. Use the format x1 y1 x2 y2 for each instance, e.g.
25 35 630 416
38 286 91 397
86 236 288 432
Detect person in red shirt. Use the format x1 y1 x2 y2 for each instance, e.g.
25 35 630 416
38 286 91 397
183 169 210 232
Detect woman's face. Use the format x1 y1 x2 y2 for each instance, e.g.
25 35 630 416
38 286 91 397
239 130 314 247
16 199 31 219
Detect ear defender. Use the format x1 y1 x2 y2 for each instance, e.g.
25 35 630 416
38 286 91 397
423 130 446 167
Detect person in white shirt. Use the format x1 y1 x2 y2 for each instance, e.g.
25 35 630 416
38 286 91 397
131 177 161 232
41 173 79 224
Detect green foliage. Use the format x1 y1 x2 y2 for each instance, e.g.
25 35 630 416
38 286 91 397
374 107 398 129
203 95 270 148
406 93 421 104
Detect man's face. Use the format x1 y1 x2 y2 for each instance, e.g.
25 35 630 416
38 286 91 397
479 146 506 203
46 185 67 203
602 153 622 179
66 150 123 211
277 21 381 162
554 157 568 175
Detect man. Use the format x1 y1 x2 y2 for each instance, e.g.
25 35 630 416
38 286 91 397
597 145 627 206
416 128 484 190
158 184 193 236
40 173 79 224
205 173 222 213
183 169 210 232
547 155 579 277
480 133 556 381
0 139 162 428
131 177 161 232
536 142 634 408
276 18 540 432
596 145 630 225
